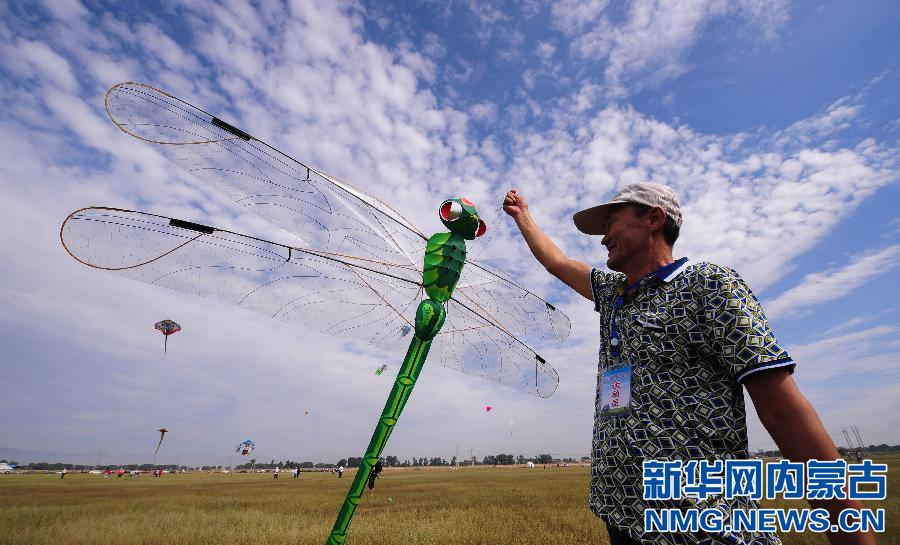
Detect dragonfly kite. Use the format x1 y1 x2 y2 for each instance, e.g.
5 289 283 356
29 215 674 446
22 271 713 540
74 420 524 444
60 82 570 545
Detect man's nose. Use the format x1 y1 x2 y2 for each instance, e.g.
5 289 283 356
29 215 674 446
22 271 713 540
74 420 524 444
601 233 610 246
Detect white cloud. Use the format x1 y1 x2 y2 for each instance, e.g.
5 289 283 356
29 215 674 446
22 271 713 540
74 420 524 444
553 0 790 97
775 98 863 147
550 0 610 35
764 246 900 320
502 93 898 295
37 0 89 21
0 38 79 92
745 321 900 451
470 101 498 122
134 23 203 73
536 41 556 60
421 32 447 59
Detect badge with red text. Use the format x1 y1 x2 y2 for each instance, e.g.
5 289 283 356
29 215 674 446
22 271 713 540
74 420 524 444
600 364 632 418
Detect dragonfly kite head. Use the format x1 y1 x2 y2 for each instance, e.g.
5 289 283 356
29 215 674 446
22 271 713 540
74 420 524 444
439 198 487 240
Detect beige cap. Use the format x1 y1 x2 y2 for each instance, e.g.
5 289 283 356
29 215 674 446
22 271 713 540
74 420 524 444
573 182 682 235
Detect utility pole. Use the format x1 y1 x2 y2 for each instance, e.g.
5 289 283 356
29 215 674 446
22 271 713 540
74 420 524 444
470 448 475 468
851 425 870 457
841 428 855 461
455 445 459 468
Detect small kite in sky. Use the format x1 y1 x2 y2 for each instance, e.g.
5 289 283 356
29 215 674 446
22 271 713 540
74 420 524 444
154 428 168 462
485 405 492 412
235 439 255 456
375 364 387 376
154 319 181 354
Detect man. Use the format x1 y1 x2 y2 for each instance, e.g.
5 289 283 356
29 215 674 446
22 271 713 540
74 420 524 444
368 459 384 495
503 183 873 545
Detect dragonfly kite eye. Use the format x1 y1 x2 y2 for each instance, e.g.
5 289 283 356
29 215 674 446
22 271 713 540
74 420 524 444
440 200 462 221
475 219 487 238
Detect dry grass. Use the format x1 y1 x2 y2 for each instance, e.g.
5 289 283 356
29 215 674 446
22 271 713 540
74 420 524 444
1 457 895 545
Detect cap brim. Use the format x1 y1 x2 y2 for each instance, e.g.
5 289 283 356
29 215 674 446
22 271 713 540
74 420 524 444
573 200 627 235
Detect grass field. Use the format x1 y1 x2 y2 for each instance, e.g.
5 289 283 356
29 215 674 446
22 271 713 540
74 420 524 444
1 457 896 545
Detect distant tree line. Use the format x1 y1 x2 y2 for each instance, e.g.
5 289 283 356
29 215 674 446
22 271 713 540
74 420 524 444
234 453 588 470
23 445 900 471
9 462 188 471
753 444 900 458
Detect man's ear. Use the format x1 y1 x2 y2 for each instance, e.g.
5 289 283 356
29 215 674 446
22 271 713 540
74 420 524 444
648 206 666 232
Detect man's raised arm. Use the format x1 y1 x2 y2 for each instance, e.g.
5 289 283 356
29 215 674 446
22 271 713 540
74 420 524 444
503 190 593 301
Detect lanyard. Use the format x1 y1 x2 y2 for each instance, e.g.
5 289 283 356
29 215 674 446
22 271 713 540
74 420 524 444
609 279 641 357
608 258 685 358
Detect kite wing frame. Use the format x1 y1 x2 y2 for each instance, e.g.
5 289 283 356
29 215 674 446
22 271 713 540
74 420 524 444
105 82 427 270
69 82 572 397
61 206 564 396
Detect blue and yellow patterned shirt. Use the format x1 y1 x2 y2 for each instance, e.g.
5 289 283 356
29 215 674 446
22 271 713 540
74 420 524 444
589 258 794 545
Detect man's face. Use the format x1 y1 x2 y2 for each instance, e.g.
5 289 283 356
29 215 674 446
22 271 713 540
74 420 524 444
601 204 651 272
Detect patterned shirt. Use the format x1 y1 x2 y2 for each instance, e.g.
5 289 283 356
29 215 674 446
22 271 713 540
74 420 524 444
589 258 794 545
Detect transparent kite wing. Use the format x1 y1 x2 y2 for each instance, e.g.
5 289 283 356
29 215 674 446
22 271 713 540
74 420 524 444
433 299 561 398
436 261 570 398
96 82 569 396
105 82 426 268
454 260 571 343
60 207 564 395
61 207 421 349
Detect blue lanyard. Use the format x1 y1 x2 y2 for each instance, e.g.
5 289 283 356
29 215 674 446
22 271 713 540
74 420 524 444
608 259 684 357
609 284 638 357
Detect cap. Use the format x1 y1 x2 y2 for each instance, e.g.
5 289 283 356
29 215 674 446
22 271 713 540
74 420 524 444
573 182 682 235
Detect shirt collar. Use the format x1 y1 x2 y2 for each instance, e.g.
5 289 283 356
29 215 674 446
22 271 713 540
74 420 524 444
618 257 690 297
655 256 690 283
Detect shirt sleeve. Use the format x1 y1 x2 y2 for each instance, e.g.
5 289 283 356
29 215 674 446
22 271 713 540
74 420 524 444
590 267 618 312
701 264 795 383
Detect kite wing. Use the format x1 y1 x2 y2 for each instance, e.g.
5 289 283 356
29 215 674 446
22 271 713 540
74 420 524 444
61 206 565 396
105 82 427 269
62 207 424 350
431 261 569 397
63 82 570 397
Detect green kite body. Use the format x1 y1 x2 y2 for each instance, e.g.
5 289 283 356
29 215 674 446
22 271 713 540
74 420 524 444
327 199 485 545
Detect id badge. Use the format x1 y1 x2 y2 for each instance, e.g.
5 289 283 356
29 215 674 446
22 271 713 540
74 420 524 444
599 363 632 418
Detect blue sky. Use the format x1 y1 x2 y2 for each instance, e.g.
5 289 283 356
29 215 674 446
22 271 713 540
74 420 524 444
0 0 897 466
